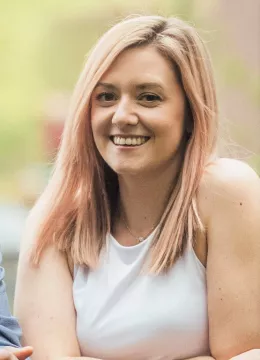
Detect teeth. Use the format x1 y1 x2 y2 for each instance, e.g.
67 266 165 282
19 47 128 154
112 136 148 146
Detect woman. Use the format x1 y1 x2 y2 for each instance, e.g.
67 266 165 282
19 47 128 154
14 15 260 360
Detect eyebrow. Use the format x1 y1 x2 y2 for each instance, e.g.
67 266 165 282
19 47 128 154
95 82 164 91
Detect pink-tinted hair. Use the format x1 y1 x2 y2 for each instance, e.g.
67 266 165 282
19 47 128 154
29 15 218 273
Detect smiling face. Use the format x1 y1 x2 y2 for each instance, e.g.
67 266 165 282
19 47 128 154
90 46 187 177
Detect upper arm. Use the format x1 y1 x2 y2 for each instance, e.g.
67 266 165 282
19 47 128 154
14 214 81 360
205 159 260 360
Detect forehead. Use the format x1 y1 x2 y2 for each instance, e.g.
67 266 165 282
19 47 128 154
100 46 179 87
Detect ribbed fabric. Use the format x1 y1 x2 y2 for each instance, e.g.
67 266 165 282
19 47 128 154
73 231 210 360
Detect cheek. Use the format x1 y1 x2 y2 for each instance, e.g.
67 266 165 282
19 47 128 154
91 118 103 142
150 116 185 152
146 103 185 129
150 118 185 139
90 117 103 152
91 107 112 136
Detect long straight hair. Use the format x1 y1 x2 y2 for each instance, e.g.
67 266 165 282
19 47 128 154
29 15 218 273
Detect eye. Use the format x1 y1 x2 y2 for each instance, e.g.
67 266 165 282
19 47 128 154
96 92 117 102
138 93 162 104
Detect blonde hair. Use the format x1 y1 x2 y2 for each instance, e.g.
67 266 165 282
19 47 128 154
29 15 218 273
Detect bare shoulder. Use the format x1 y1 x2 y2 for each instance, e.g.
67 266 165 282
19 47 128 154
197 158 260 223
206 157 258 182
200 157 259 194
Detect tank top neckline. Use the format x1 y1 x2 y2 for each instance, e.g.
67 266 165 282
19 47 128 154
109 226 158 250
108 228 206 270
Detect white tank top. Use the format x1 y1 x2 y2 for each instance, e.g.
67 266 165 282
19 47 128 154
73 230 210 360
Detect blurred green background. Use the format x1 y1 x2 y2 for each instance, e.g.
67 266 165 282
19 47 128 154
0 0 259 307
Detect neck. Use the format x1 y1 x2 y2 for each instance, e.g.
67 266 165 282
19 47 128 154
116 160 182 236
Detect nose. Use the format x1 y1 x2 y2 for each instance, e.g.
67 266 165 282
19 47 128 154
111 98 138 128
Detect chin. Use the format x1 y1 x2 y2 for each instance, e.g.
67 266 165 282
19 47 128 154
112 167 139 176
108 163 142 176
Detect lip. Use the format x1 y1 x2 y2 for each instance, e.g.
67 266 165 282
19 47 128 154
112 143 147 150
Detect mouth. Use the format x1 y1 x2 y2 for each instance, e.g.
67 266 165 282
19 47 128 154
110 135 150 147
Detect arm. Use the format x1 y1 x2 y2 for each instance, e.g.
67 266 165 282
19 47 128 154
202 159 260 360
0 252 33 359
13 212 98 360
0 252 21 348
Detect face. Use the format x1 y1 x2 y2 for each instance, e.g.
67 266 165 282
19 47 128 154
90 46 187 177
